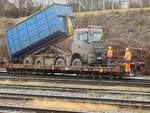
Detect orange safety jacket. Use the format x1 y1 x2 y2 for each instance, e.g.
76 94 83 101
107 49 113 57
124 51 132 61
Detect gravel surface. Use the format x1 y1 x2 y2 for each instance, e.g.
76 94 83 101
94 111 149 113
0 109 147 113
0 110 36 113
0 99 27 107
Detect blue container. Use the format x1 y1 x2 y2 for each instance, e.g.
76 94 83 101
4 4 74 58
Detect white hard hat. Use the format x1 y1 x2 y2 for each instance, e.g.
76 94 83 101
125 48 129 51
108 46 112 49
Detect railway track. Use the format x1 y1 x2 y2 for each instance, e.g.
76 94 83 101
0 74 150 87
0 83 149 109
0 74 149 112
1 72 150 82
0 91 149 110
0 84 149 97
0 105 84 113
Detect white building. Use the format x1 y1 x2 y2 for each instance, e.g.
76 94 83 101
119 0 129 8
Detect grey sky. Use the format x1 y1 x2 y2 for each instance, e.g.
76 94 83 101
9 0 68 4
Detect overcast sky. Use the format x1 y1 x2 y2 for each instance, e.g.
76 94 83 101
9 0 68 4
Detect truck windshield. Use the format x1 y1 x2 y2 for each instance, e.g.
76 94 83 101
89 32 102 43
79 32 88 42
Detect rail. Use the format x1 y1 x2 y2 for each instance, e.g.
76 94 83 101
0 92 149 109
0 84 149 96
0 75 149 87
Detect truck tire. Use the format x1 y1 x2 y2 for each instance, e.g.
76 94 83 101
55 58 66 67
23 56 33 65
72 58 82 66
35 57 44 65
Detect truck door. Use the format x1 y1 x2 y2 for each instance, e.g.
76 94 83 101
72 31 92 62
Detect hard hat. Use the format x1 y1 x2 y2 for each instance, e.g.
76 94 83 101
125 48 129 51
108 46 112 49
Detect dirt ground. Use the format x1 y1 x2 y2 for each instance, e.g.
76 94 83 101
27 99 150 113
0 17 25 63
28 99 118 112
0 8 150 74
75 8 150 75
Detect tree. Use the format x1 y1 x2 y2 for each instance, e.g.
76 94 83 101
142 0 149 7
12 0 41 17
102 0 106 10
13 0 25 17
0 0 10 17
112 0 115 9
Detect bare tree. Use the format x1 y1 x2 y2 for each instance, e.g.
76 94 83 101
12 0 41 17
112 0 115 9
102 0 106 10
13 0 25 16
0 0 10 17
142 0 149 7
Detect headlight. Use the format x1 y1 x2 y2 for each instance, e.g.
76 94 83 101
97 57 102 60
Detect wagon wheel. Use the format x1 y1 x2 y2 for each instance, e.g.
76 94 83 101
72 58 82 66
55 58 66 67
23 56 33 65
35 57 44 65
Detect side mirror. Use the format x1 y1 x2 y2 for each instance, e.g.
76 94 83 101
85 40 90 44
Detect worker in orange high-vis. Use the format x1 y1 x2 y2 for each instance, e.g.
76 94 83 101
107 46 113 67
124 48 132 74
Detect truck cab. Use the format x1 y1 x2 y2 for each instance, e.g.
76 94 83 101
71 26 105 66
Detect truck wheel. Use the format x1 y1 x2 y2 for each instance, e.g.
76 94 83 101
23 56 33 65
72 58 82 66
55 58 66 67
35 57 44 65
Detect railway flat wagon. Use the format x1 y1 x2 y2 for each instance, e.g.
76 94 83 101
4 4 74 58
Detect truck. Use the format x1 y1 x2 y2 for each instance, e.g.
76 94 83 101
4 3 105 67
3 3 144 77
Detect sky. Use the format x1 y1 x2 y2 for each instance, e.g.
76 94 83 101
52 0 67 4
43 0 68 5
9 0 68 4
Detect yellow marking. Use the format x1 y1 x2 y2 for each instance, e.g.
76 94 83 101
66 16 73 36
99 68 103 73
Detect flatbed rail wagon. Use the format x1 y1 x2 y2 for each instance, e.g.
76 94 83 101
4 63 143 78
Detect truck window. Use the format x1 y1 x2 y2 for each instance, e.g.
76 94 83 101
89 32 102 42
79 32 88 42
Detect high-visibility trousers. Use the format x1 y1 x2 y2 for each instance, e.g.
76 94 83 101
124 60 131 73
107 57 112 67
